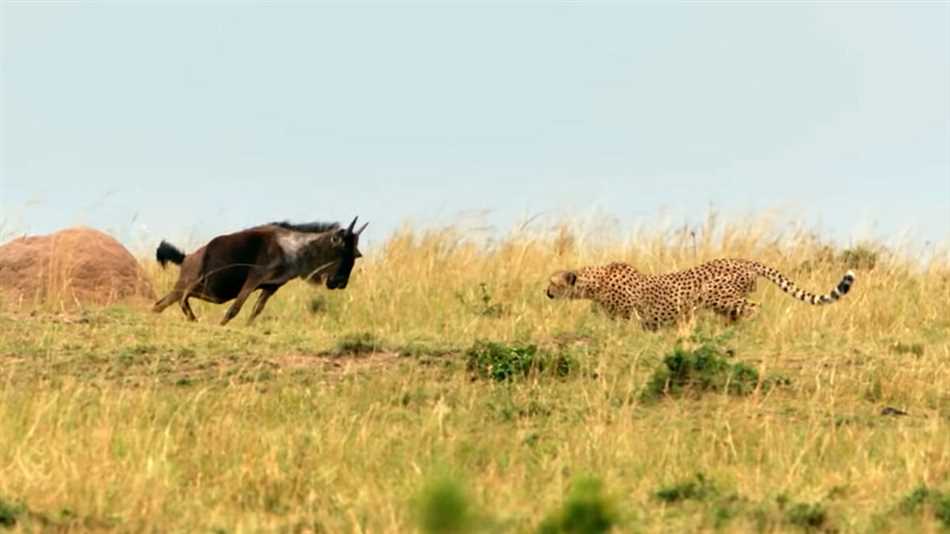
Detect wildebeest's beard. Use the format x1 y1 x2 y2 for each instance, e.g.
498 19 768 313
327 255 355 289
303 268 332 287
326 216 367 290
326 236 360 289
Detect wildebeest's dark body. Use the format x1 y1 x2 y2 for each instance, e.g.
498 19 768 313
153 217 367 325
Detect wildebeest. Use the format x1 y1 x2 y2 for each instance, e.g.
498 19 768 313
152 217 367 325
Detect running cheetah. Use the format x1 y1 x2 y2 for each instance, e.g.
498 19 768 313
545 259 854 330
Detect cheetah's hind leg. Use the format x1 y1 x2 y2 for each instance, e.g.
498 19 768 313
674 306 699 336
725 298 759 323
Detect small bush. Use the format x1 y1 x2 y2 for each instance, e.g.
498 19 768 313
332 332 384 356
538 476 617 534
414 476 475 534
465 341 575 382
455 283 507 318
397 341 458 359
711 495 747 529
891 342 925 357
0 498 23 527
899 485 950 527
641 334 761 400
864 377 884 402
655 473 719 503
797 242 882 272
900 485 932 514
839 245 880 270
785 502 827 530
937 495 950 527
307 295 329 314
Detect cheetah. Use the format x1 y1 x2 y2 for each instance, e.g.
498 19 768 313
545 259 854 330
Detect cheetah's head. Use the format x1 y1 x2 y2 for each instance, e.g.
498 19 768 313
546 270 579 299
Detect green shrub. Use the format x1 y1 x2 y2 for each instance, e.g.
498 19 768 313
307 295 329 314
641 334 762 400
397 341 458 359
785 502 827 530
899 485 933 514
455 283 507 318
538 476 617 534
414 476 475 534
655 473 719 503
465 341 575 382
891 342 925 357
899 485 950 527
0 498 23 527
839 245 880 270
797 242 882 273
331 332 385 356
937 494 950 527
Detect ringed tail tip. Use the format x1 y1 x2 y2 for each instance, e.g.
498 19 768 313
831 270 855 300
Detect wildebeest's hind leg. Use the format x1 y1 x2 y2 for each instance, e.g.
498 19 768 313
246 285 280 324
180 295 198 321
152 290 180 314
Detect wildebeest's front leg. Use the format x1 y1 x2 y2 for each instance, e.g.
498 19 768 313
246 284 281 324
219 274 268 326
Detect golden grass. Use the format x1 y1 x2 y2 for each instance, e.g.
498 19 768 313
1 215 948 532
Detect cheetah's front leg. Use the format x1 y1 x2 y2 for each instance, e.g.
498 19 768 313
720 298 759 323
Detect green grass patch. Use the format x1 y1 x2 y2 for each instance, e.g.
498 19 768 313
329 331 386 356
891 342 925 357
465 341 576 382
641 333 763 400
0 497 24 528
413 475 477 534
455 283 507 318
784 501 828 530
307 295 330 314
654 473 719 503
839 244 881 271
538 476 617 534
899 485 950 527
397 340 459 359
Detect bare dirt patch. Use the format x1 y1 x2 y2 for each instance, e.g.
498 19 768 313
160 352 407 387
274 351 403 373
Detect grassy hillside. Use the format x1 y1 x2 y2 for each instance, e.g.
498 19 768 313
1 218 948 532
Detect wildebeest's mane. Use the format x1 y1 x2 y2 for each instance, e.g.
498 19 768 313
269 221 341 233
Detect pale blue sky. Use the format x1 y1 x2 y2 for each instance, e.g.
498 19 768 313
2 3 948 251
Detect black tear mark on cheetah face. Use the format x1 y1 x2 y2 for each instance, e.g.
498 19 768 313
545 270 578 299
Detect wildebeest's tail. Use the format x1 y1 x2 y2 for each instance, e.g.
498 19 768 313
749 261 855 305
156 240 186 268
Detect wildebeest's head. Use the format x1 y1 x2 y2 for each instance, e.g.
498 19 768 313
326 216 368 289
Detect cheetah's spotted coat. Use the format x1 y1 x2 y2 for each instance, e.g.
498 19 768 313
546 259 855 330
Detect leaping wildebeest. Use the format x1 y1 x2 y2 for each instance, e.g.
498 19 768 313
152 217 367 325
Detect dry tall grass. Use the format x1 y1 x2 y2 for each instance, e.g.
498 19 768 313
1 215 948 532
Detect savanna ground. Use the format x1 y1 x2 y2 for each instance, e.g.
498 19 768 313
1 217 948 533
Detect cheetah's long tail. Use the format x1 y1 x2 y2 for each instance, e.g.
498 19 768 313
750 262 855 305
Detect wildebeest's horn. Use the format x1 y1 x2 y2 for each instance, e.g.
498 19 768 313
346 216 358 234
356 222 369 236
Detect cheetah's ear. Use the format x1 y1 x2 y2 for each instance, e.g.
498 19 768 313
566 271 577 286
